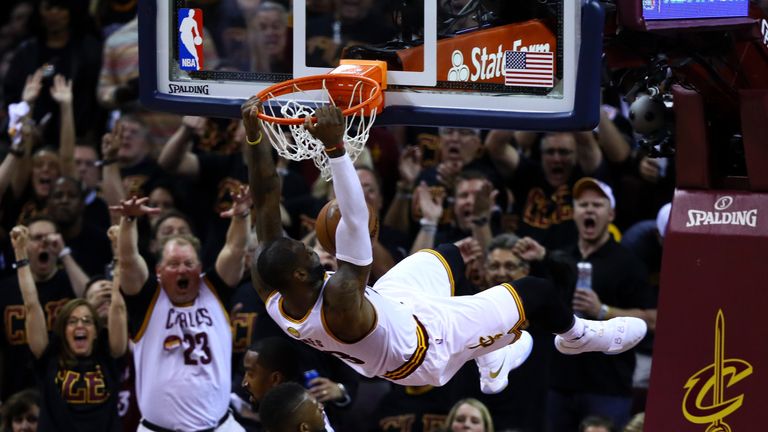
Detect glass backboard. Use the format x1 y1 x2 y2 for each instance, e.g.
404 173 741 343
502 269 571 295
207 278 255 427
139 0 604 130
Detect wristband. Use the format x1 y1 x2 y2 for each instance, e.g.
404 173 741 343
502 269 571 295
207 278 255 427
421 225 437 235
234 210 250 219
58 247 72 259
419 218 437 227
324 142 345 156
246 131 263 146
12 258 29 269
471 216 489 227
419 218 438 235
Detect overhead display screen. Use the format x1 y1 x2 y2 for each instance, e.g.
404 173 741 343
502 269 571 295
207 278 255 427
643 0 749 20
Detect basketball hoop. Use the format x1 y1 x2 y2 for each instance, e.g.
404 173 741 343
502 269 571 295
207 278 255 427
256 60 387 181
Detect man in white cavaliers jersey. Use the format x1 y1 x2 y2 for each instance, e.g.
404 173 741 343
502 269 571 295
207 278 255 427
113 188 251 432
243 97 647 395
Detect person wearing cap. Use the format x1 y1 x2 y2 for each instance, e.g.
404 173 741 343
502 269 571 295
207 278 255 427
512 177 655 431
484 123 630 250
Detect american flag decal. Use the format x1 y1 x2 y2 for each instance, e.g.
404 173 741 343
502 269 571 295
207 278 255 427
504 51 554 88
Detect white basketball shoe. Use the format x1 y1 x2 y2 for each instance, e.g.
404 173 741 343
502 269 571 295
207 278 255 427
555 317 647 355
479 331 534 394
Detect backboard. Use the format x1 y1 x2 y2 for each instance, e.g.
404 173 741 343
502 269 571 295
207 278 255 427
139 0 603 130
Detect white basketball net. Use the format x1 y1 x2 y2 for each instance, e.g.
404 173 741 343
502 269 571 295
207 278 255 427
258 78 379 181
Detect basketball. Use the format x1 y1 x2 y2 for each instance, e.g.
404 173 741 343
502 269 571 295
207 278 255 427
315 199 379 256
194 36 203 45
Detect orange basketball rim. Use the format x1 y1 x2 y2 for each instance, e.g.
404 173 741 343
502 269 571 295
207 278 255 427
255 60 387 125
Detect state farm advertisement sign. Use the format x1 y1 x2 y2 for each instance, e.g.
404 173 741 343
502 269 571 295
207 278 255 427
397 21 557 85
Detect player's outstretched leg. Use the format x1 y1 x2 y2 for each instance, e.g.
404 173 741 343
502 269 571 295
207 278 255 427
554 316 647 355
509 277 648 355
475 331 533 394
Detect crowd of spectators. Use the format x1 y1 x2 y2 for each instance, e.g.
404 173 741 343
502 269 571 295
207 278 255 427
3 0 758 431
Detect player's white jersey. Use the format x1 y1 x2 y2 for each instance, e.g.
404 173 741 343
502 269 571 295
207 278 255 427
133 276 232 430
265 277 424 382
266 250 527 386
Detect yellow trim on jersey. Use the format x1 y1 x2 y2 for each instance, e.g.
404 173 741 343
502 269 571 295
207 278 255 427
133 286 161 342
278 297 313 324
173 299 195 307
501 283 528 341
419 249 455 296
265 290 279 304
320 296 379 345
382 316 429 381
203 275 230 323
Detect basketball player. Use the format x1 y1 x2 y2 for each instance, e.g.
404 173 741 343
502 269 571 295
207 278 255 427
241 337 336 431
243 96 647 395
112 186 252 431
259 382 327 432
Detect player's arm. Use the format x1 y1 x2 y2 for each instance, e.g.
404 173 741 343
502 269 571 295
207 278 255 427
242 97 282 302
111 197 159 295
10 226 48 359
306 108 373 328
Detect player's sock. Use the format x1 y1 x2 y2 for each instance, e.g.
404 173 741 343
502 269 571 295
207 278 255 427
476 331 533 394
506 277 574 334
559 316 585 341
555 317 647 355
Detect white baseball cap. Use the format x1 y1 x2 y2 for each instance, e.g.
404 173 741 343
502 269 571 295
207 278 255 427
573 177 616 209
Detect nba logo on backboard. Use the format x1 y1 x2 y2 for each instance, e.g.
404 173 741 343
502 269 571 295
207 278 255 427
178 8 204 71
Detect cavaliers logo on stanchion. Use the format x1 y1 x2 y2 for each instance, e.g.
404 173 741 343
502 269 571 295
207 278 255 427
682 310 753 431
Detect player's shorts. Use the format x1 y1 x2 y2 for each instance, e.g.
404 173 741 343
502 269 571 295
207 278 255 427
373 246 528 386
